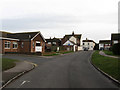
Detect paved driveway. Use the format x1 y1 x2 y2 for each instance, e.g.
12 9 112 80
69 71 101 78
3 51 118 88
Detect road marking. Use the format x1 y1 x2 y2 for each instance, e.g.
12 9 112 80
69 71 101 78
24 61 38 67
15 80 30 88
19 80 30 87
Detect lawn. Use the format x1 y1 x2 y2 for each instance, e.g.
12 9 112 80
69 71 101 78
92 51 120 82
2 58 19 71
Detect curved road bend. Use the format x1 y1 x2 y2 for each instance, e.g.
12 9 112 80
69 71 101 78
3 51 119 88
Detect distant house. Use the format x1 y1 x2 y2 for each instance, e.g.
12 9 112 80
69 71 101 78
82 38 96 50
0 31 46 54
61 31 82 51
111 33 120 46
45 37 61 52
99 40 111 50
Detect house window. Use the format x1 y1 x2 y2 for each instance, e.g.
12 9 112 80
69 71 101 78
36 41 41 46
113 40 118 44
48 42 51 44
105 44 108 46
13 42 18 49
100 44 104 46
88 43 89 45
53 42 56 45
5 41 11 49
21 42 24 48
83 43 84 45
33 42 34 48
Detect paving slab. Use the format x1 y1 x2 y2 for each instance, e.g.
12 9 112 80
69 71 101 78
99 51 119 59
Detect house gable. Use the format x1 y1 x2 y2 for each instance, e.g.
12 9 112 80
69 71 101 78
31 32 46 42
69 36 76 44
63 40 74 46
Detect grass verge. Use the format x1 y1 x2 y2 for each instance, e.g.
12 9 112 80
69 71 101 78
2 58 19 71
43 52 60 56
92 51 120 82
43 51 74 56
59 51 73 54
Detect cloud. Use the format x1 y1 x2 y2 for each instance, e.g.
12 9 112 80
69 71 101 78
1 0 119 43
2 12 117 31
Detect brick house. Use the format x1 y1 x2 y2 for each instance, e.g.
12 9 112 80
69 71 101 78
0 31 46 54
82 38 96 50
111 33 120 46
45 37 61 52
61 31 82 51
99 40 111 50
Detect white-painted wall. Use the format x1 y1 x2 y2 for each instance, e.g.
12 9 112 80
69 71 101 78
69 36 76 44
99 43 104 50
78 46 83 50
63 40 74 46
83 42 95 50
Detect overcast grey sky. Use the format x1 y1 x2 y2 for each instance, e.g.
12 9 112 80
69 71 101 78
0 0 119 43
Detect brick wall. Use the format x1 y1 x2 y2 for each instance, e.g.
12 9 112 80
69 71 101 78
2 40 19 53
31 34 45 53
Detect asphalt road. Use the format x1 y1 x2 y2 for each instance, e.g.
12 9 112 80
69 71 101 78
3 51 119 88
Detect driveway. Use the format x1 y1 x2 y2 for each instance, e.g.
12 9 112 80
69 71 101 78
3 51 118 88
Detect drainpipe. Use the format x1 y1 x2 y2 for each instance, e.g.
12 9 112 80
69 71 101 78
29 35 31 54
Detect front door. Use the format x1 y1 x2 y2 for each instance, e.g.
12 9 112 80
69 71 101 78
35 41 42 52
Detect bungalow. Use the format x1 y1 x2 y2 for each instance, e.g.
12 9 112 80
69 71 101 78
99 40 111 50
45 37 61 52
82 38 96 50
0 31 46 54
61 31 82 51
111 33 120 46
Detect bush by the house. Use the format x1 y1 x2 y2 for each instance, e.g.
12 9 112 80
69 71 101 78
112 43 120 55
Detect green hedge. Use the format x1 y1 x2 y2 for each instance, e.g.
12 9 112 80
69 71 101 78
112 43 120 55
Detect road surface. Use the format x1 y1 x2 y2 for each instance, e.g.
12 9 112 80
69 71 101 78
3 51 119 88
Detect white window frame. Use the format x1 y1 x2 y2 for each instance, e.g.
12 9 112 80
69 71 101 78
53 42 56 45
13 42 18 49
113 40 118 44
5 41 11 49
48 42 51 44
33 42 35 48
21 42 24 48
36 41 41 46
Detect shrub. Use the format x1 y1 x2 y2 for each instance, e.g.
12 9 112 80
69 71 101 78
112 43 120 55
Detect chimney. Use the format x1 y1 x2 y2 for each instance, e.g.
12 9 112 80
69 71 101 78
72 31 74 35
